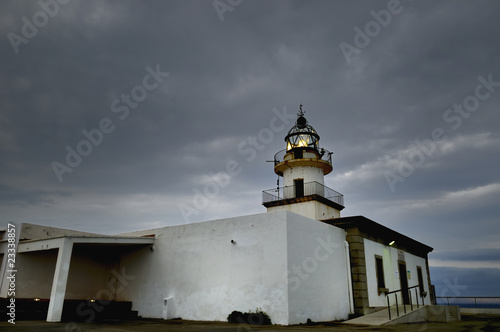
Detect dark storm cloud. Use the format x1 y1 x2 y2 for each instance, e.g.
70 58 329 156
0 184 71 205
433 249 500 262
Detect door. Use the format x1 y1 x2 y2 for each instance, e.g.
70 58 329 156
294 179 304 198
398 262 410 305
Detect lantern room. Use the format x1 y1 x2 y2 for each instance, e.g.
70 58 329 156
285 111 320 151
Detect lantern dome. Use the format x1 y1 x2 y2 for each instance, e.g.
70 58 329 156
285 113 320 151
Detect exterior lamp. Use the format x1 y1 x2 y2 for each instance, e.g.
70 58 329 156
389 241 395 246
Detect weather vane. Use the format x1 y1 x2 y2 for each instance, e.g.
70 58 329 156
298 103 305 117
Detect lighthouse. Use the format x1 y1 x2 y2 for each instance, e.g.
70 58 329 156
263 105 344 220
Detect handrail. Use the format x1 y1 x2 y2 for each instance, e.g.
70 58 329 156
436 296 500 308
386 284 425 320
262 181 344 206
386 284 419 295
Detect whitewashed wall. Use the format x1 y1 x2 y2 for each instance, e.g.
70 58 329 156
363 239 431 307
283 165 324 188
267 201 341 220
118 212 290 324
117 211 351 325
286 212 351 324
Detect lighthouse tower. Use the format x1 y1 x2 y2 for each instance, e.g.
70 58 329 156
262 105 344 220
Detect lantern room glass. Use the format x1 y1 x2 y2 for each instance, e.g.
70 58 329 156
285 119 320 151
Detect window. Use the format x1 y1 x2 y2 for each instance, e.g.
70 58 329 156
375 255 387 293
417 266 426 296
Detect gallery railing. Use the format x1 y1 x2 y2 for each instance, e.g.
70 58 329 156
435 297 500 309
262 181 344 206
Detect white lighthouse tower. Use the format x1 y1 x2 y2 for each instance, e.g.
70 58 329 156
263 105 344 220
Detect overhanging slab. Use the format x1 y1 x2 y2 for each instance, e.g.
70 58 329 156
18 236 155 253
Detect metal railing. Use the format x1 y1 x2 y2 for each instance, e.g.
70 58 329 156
262 181 344 206
436 297 500 309
273 147 332 166
386 285 425 320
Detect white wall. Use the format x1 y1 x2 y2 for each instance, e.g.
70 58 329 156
15 250 57 299
64 246 121 299
363 239 431 307
118 212 291 324
286 212 350 324
283 165 324 188
117 211 351 325
267 201 340 221
2 212 352 325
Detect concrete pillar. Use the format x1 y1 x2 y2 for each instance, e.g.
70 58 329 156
47 238 73 322
346 230 369 315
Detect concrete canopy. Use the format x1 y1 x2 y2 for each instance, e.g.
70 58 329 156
16 235 154 322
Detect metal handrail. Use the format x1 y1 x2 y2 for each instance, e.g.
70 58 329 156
262 181 344 206
386 284 425 320
436 297 500 308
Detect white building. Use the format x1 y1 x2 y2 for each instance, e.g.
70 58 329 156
0 107 434 325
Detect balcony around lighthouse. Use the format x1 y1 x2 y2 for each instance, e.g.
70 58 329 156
262 180 344 211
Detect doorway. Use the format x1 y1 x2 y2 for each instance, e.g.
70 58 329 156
398 262 410 305
294 179 304 198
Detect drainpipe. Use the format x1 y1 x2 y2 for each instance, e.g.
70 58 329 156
344 241 354 314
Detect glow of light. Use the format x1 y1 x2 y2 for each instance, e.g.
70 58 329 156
389 241 395 246
297 139 307 147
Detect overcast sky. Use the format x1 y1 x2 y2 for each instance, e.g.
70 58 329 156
2 0 500 297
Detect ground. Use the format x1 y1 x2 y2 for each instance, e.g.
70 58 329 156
1 314 499 331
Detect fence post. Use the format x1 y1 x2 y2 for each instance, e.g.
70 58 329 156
409 290 413 311
387 296 391 320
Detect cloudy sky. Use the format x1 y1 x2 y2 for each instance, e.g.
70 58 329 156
2 1 499 297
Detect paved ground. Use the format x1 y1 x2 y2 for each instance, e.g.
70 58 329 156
1 314 499 331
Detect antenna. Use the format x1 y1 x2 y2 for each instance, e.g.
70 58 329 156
298 103 305 117
277 175 280 198
266 159 281 197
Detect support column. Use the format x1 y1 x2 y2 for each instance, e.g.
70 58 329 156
47 238 73 322
346 230 369 315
